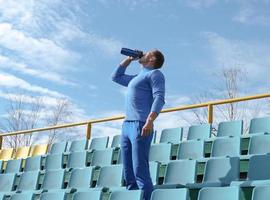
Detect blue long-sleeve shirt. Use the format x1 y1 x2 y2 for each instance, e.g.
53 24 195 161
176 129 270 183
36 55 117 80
112 65 165 122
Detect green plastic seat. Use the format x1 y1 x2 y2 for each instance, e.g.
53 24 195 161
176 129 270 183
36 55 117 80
249 116 270 134
149 161 160 185
41 169 65 190
40 191 66 200
0 173 16 192
149 143 172 163
159 127 183 144
17 171 39 192
96 165 123 188
5 159 22 174
177 140 204 160
111 135 121 148
150 188 189 200
252 185 270 200
91 149 113 167
49 142 68 155
248 134 270 155
73 190 102 200
44 153 63 171
10 192 34 200
68 167 94 189
109 190 143 200
217 120 243 137
211 137 240 157
198 187 239 200
67 151 87 169
187 124 211 140
89 137 109 151
69 139 88 152
24 156 42 172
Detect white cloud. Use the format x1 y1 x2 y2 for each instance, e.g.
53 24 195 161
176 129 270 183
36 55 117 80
184 0 218 9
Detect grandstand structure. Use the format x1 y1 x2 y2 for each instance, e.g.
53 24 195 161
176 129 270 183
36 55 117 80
0 93 270 200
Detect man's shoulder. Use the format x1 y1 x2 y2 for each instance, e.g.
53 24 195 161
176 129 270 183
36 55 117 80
148 69 165 79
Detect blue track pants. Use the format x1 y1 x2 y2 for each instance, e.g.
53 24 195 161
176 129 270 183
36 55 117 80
121 120 154 200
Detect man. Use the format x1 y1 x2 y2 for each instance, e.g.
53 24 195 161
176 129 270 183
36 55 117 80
112 49 165 200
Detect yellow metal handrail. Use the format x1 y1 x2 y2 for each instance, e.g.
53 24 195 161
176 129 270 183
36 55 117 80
0 93 269 149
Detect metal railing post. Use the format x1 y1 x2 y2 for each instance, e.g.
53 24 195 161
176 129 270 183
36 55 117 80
0 136 3 150
208 104 213 124
86 122 92 140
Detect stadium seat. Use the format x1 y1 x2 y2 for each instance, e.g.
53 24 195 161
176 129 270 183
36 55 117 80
89 136 109 151
159 127 183 144
5 159 22 174
177 140 204 160
152 131 157 144
149 161 160 185
187 157 239 188
252 185 270 200
91 148 113 167
0 194 4 200
67 167 94 190
187 124 212 141
149 143 172 163
231 154 270 187
49 142 68 155
24 156 42 172
69 139 88 152
44 154 63 171
16 171 39 192
30 144 48 157
0 173 16 192
198 186 239 200
109 190 143 200
150 188 189 200
14 146 30 159
10 193 34 200
0 160 2 173
249 116 270 134
211 137 240 157
40 191 66 200
41 169 65 190
0 148 14 161
248 134 270 155
111 135 121 148
67 151 88 169
73 190 102 200
217 120 243 137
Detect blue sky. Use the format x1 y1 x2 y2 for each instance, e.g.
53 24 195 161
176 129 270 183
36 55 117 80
0 0 269 140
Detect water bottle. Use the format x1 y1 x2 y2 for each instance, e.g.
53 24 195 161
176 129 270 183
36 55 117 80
120 48 144 59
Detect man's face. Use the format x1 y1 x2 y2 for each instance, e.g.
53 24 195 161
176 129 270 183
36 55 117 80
139 51 156 67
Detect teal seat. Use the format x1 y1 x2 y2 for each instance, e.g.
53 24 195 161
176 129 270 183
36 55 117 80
24 156 42 172
109 190 143 200
149 143 172 163
111 135 121 148
40 191 66 200
10 192 34 200
0 173 16 192
17 171 39 192
249 116 270 134
252 186 270 200
5 159 22 173
187 124 212 140
152 131 157 144
187 157 239 188
49 142 68 154
248 134 270 155
91 149 113 167
0 160 3 173
177 140 204 160
69 139 88 152
149 161 160 185
41 169 65 190
44 154 63 171
217 120 243 137
159 127 183 144
150 188 189 200
0 194 4 200
231 154 270 187
96 165 123 188
68 167 94 190
89 137 109 151
67 151 88 169
198 187 239 200
73 190 102 200
211 137 240 157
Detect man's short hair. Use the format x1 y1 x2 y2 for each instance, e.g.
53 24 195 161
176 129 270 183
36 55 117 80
152 50 165 69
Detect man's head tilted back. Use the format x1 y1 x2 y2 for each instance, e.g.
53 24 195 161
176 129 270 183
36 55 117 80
139 49 165 69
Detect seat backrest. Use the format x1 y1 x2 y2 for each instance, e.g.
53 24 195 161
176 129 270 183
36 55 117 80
69 139 88 152
160 127 183 144
248 134 270 155
17 171 39 191
49 142 67 155
109 190 143 200
73 190 102 200
203 157 239 185
248 154 270 180
24 156 42 172
40 191 66 200
164 160 197 185
211 137 240 157
149 143 172 163
187 124 212 140
5 159 22 173
44 154 63 171
252 186 270 200
217 120 243 137
68 167 94 189
41 169 65 190
249 116 270 134
150 188 189 200
10 193 34 200
198 187 239 200
14 146 30 159
67 151 87 169
96 164 123 188
0 160 2 173
111 135 121 148
0 173 16 192
91 148 113 167
0 148 14 161
89 137 109 150
177 140 204 160
30 144 48 157
149 161 160 185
